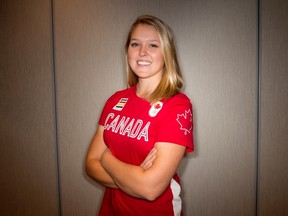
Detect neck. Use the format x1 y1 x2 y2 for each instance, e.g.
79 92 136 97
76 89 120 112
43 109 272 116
136 80 159 98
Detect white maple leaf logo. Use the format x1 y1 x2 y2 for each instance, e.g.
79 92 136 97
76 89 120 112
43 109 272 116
176 109 192 135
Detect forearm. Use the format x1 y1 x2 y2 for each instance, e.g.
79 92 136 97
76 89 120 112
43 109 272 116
101 150 165 200
86 158 118 188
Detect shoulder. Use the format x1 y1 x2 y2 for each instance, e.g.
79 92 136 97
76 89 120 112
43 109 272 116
164 92 192 107
156 92 192 119
106 86 136 102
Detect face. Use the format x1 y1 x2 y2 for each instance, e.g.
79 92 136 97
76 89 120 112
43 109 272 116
127 24 165 84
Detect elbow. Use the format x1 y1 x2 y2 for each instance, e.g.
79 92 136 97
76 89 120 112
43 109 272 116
140 186 164 201
85 162 91 177
85 159 94 178
144 194 159 202
134 176 169 201
85 163 91 177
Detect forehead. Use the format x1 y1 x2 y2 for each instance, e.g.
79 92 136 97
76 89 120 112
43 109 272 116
130 24 160 41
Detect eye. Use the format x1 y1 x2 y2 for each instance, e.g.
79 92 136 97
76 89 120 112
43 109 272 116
149 43 159 48
130 42 139 47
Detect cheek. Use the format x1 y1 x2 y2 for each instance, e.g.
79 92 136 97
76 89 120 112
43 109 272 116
127 54 136 69
127 48 137 57
154 53 164 67
127 53 134 63
127 50 136 63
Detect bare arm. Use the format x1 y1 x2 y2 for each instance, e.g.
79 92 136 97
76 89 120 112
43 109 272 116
85 125 117 188
85 125 157 188
101 142 186 201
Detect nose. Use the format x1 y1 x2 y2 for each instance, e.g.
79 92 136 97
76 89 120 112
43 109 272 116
139 45 147 56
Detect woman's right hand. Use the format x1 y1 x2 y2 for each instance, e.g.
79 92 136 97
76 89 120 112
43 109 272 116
140 148 157 170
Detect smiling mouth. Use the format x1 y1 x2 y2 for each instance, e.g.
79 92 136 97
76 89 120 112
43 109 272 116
137 60 151 66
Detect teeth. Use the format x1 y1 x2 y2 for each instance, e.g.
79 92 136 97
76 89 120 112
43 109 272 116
137 61 151 66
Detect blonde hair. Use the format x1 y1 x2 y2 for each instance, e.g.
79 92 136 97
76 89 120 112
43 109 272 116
125 15 184 103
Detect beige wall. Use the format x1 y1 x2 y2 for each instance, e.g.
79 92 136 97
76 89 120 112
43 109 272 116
0 0 287 215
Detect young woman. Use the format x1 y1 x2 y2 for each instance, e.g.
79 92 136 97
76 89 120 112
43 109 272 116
86 15 194 216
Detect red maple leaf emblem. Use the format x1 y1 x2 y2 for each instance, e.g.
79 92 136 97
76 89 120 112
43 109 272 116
154 103 162 109
176 109 192 135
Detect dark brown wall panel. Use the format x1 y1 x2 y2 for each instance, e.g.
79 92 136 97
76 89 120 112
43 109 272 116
0 0 59 215
258 0 288 215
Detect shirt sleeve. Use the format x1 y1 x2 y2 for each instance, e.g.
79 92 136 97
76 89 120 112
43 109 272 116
155 94 194 153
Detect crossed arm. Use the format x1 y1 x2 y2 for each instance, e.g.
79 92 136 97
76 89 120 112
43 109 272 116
85 125 186 201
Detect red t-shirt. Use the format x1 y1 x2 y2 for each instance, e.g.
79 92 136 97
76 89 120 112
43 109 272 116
98 86 194 216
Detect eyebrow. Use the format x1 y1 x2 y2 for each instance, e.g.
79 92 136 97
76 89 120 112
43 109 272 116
130 38 161 43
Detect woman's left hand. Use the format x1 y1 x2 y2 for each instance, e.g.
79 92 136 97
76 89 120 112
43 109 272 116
140 148 157 170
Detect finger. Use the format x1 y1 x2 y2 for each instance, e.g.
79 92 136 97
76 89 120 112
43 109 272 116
146 148 157 159
140 148 157 169
141 154 156 169
141 149 156 165
143 162 152 170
